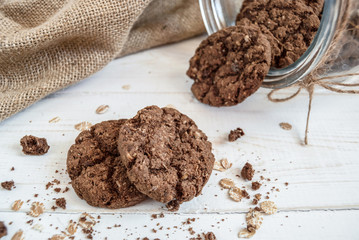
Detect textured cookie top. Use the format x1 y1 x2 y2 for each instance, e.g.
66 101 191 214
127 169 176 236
237 0 320 68
118 106 215 206
67 120 146 209
187 24 271 107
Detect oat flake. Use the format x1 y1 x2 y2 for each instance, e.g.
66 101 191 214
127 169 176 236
49 234 66 240
95 105 109 114
28 202 44 217
228 187 243 202
122 84 131 90
11 200 24 211
260 201 277 215
67 221 78 235
11 230 24 240
213 161 226 172
74 121 92 131
238 228 256 238
31 224 44 232
279 122 292 130
219 178 235 189
78 213 96 229
246 209 263 231
49 116 61 123
220 158 232 169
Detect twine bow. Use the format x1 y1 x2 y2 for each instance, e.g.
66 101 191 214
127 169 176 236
267 73 359 145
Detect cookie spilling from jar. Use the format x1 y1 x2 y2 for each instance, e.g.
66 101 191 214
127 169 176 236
67 105 215 211
187 0 324 107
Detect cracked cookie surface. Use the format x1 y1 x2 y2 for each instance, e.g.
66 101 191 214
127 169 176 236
187 23 271 107
237 0 321 68
67 120 146 209
118 106 215 208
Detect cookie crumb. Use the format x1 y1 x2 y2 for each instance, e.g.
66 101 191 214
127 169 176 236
241 163 255 181
166 200 180 212
251 181 261 190
228 128 245 142
11 200 24 211
204 232 217 240
279 122 292 130
20 135 49 155
0 222 7 239
1 181 15 190
55 198 67 209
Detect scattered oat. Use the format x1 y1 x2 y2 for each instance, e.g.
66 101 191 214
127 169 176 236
228 187 243 202
31 224 44 232
246 209 263 232
122 84 131 90
95 105 109 114
28 202 44 217
49 234 66 240
279 122 292 130
49 117 61 123
74 121 92 131
78 213 96 229
238 228 255 238
260 201 277 215
219 178 235 189
11 230 24 240
11 200 24 211
213 161 226 172
220 158 232 170
67 221 78 235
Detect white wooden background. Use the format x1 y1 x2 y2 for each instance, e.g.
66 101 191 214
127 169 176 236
0 36 359 240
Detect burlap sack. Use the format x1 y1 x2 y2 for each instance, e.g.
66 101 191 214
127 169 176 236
0 0 205 122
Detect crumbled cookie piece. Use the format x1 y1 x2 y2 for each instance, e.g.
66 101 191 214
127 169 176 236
204 232 217 240
279 122 292 130
251 181 261 190
11 200 24 211
219 178 235 189
253 193 262 204
187 22 271 106
20 135 49 155
241 163 255 181
228 187 243 202
55 198 67 209
28 202 44 217
0 222 7 239
166 200 180 212
1 181 15 190
228 128 245 142
260 201 278 215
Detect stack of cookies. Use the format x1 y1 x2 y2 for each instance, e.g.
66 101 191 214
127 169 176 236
67 106 215 211
187 0 324 107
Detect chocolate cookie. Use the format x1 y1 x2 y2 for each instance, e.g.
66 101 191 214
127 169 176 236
187 23 271 107
67 120 146 209
118 106 215 208
237 0 321 68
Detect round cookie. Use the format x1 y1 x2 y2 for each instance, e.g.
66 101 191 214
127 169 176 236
187 23 271 107
67 120 147 209
118 106 215 209
237 0 321 68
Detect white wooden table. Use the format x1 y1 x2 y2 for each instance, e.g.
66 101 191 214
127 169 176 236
1 36 359 240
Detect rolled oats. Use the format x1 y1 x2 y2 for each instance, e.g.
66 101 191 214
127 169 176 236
28 202 44 217
95 105 109 114
213 161 226 172
220 158 232 169
228 187 243 202
74 121 92 131
11 200 23 211
238 228 255 238
219 178 235 189
260 201 277 215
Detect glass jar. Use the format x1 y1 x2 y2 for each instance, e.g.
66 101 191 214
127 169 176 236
198 0 359 89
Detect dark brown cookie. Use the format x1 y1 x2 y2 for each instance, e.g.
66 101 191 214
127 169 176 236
237 0 321 68
187 23 271 107
67 120 146 209
118 106 215 208
20 135 49 155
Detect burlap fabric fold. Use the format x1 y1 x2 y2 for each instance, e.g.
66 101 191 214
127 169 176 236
0 0 205 122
